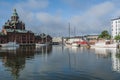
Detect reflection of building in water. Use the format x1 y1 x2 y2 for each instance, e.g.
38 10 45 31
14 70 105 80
94 48 120 73
35 45 52 61
111 49 120 73
35 45 52 55
94 48 112 58
0 54 25 79
0 45 52 79
0 46 36 79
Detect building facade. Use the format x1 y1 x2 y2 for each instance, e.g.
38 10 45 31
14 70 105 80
0 9 35 44
111 17 120 39
85 35 99 45
35 33 52 44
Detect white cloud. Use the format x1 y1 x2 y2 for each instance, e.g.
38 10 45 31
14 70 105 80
15 0 49 10
36 12 67 35
1 0 119 36
36 12 62 23
70 1 115 35
14 1 116 36
13 0 49 33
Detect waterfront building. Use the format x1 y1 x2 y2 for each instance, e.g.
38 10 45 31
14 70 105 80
0 9 52 45
84 35 99 45
63 36 83 43
111 17 120 39
35 33 52 44
52 37 63 44
0 9 34 44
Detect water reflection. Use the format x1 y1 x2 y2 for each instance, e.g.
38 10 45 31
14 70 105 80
0 45 52 80
94 48 112 58
93 47 120 73
64 47 90 70
111 49 120 73
1 45 120 80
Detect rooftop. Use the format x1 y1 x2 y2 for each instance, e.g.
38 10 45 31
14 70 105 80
5 29 33 33
111 17 120 21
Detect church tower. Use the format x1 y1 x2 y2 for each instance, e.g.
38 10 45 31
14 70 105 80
11 9 19 21
3 9 25 30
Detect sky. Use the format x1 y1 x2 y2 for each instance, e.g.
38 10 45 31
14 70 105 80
0 0 120 37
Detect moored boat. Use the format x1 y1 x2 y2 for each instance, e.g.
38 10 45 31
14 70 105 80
35 42 49 47
65 42 80 47
0 42 19 48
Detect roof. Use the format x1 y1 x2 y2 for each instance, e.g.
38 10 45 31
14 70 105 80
35 33 48 38
111 17 120 21
5 29 33 33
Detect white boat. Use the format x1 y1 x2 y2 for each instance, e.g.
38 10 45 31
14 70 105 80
64 42 80 47
36 43 48 47
90 42 118 48
0 47 18 51
0 42 19 48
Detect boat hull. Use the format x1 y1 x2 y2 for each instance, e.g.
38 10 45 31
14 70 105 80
36 43 48 47
0 42 19 48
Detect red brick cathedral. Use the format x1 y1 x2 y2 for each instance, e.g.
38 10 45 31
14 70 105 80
0 9 35 44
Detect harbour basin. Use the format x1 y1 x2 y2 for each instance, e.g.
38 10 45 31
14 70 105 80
0 45 120 80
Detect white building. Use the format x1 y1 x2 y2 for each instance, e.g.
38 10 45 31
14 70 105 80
52 37 62 43
63 37 83 43
111 17 120 39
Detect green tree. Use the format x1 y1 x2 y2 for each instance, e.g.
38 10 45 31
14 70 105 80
98 30 111 39
114 35 120 41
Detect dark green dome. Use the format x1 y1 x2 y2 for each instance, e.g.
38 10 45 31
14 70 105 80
12 9 18 16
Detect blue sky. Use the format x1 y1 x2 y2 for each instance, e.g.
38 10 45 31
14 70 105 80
0 0 120 37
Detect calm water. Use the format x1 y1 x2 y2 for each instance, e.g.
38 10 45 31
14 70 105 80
0 45 120 80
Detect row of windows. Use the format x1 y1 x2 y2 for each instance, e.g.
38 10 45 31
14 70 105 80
112 31 120 35
112 20 120 24
112 28 120 31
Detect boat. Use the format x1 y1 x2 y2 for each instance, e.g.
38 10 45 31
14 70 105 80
90 42 118 48
0 42 19 48
64 41 80 47
36 43 48 47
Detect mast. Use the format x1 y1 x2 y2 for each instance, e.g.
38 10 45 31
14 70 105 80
68 23 70 38
74 26 76 37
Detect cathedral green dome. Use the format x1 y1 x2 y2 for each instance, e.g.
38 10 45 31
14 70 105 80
12 9 18 16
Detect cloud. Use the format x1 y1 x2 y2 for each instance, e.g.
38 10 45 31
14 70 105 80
70 1 115 35
14 1 116 36
36 12 62 24
36 12 68 35
1 0 120 37
15 0 49 10
13 0 50 33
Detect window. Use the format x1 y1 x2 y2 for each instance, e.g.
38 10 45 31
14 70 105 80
118 20 120 23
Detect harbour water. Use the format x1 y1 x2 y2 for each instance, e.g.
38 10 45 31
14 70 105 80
0 45 120 80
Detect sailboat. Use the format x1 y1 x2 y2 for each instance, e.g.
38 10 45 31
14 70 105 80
64 23 80 47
